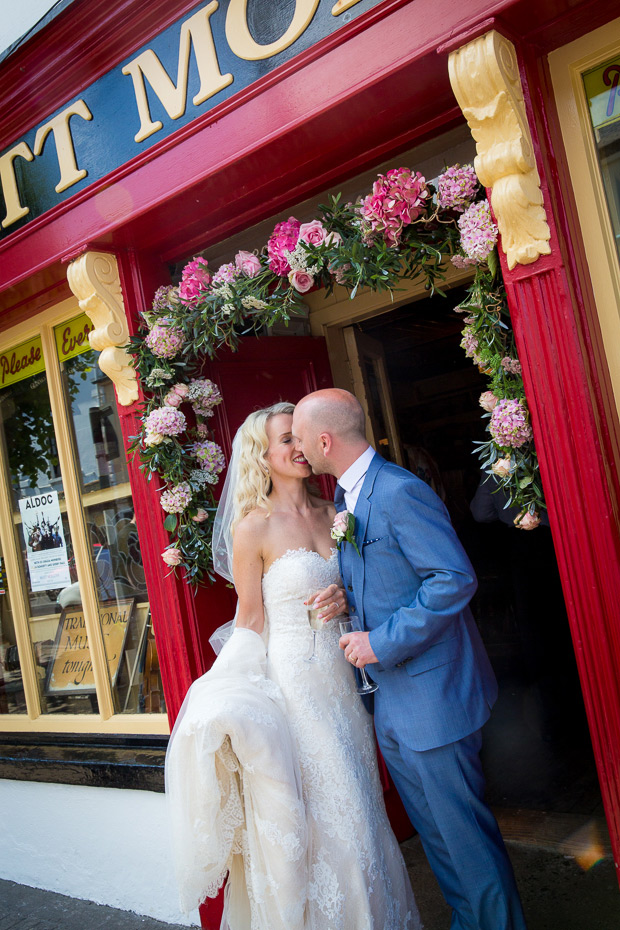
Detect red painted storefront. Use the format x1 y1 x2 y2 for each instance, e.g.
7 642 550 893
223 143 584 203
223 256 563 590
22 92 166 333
2 0 620 923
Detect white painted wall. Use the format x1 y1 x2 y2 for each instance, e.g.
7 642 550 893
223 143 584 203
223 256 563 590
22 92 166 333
0 779 200 926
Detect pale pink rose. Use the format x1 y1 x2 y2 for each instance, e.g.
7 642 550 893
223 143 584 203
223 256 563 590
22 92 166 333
325 230 342 247
164 390 183 408
515 510 541 531
289 270 314 293
162 547 182 566
479 391 499 412
144 431 165 447
332 511 349 534
298 219 329 247
491 457 512 478
192 508 209 523
235 250 262 277
172 383 189 398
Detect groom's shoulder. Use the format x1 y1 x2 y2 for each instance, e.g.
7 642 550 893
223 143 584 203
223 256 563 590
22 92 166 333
375 460 445 505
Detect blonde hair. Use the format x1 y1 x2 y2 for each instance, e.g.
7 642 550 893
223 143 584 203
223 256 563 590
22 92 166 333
231 402 295 532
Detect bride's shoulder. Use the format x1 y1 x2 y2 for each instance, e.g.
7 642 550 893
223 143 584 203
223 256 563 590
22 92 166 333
233 508 270 546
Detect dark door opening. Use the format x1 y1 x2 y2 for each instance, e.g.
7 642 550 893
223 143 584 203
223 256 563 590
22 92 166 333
353 288 603 826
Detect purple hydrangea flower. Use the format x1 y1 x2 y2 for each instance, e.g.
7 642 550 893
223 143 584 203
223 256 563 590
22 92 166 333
437 164 479 213
489 399 533 448
145 323 185 359
160 482 193 514
144 406 186 437
458 201 498 262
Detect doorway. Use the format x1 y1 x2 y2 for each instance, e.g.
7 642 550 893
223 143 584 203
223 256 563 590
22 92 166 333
318 282 605 844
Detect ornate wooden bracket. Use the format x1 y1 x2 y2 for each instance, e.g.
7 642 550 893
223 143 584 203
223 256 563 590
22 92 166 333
66 251 138 405
448 30 551 270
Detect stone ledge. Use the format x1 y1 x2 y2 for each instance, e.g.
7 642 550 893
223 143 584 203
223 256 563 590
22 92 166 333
0 733 167 792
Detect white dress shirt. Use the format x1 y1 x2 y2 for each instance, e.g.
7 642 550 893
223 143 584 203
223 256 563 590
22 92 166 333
338 446 375 514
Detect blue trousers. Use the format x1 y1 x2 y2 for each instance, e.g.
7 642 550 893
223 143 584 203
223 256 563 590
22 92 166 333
375 711 527 930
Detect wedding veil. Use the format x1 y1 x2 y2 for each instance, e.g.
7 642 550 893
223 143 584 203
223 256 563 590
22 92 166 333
209 429 242 653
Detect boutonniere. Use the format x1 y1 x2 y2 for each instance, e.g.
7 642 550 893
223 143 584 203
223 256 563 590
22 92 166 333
330 510 360 556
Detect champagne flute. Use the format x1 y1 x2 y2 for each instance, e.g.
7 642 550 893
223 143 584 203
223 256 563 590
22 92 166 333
306 590 323 663
339 615 378 694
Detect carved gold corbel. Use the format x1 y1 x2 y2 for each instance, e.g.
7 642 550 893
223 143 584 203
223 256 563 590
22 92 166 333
448 30 551 270
66 251 138 405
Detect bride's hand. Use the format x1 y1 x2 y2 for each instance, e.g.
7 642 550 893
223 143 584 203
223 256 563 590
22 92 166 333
304 583 348 623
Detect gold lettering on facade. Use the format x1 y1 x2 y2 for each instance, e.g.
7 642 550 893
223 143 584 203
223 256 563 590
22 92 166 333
0 142 34 228
226 0 320 61
33 100 93 194
331 0 363 14
122 1 233 143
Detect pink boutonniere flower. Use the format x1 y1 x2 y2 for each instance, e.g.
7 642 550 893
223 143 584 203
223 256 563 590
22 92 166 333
330 510 360 556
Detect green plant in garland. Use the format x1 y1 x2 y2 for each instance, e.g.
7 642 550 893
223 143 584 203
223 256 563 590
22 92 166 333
129 163 545 586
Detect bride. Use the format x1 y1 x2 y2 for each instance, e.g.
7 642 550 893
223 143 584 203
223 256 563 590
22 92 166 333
166 402 420 930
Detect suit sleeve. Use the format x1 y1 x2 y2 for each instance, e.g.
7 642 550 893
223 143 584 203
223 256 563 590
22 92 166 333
367 476 478 669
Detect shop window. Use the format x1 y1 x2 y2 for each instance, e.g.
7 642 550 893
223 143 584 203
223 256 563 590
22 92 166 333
584 55 620 263
0 305 167 732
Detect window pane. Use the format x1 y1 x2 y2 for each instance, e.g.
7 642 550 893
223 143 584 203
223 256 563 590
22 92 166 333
0 343 98 715
56 317 165 716
0 550 26 713
584 58 620 263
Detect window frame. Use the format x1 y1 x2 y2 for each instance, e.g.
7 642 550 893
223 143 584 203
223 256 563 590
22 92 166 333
0 297 168 735
549 19 620 415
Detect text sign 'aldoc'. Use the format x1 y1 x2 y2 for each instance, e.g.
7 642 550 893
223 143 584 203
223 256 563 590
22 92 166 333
0 0 380 239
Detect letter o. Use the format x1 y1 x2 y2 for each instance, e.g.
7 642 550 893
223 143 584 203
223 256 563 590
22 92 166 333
225 0 320 61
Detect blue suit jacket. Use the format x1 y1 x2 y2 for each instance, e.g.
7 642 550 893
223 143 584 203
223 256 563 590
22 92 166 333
338 453 497 751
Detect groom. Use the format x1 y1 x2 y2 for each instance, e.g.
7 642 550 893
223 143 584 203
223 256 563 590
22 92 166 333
292 388 527 930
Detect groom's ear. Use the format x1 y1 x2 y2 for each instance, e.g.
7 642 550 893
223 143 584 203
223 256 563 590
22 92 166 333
319 432 332 456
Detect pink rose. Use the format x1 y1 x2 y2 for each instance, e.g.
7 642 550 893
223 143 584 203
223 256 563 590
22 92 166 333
235 250 261 278
298 219 328 247
162 547 182 566
515 510 541 531
172 383 189 398
333 511 349 534
192 509 209 523
289 270 314 294
479 391 498 412
491 457 512 478
325 230 342 247
164 390 183 408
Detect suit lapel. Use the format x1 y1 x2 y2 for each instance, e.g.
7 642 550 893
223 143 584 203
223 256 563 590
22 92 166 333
351 453 385 627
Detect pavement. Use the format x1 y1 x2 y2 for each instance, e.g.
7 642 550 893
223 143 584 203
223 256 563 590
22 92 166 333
1 837 619 929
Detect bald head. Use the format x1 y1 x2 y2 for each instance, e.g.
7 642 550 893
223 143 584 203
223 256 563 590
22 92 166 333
293 389 370 478
296 389 366 441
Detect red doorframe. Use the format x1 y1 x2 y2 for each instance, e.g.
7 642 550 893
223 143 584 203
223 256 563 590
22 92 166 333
482 35 620 874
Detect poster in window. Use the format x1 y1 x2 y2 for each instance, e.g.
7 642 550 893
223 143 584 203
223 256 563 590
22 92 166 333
18 491 71 592
44 599 135 695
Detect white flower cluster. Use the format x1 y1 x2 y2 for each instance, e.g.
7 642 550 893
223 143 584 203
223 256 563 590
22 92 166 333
190 468 218 487
216 284 234 300
284 243 320 276
146 368 173 387
241 296 269 310
221 303 235 316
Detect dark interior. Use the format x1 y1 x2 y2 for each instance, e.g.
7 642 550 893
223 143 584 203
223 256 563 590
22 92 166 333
358 288 602 816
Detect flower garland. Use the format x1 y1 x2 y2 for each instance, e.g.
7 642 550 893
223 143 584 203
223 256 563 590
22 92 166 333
129 163 545 585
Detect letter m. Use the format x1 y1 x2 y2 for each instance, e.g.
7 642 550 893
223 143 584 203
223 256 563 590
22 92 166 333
122 2 232 143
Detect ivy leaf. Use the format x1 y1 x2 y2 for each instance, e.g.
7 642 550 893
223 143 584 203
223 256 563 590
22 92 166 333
164 514 178 532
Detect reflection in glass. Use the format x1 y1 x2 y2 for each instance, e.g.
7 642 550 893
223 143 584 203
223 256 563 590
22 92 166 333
61 349 128 493
584 58 620 263
56 321 164 716
0 553 26 713
0 366 98 715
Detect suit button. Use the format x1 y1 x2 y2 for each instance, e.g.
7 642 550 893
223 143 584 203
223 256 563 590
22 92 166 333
350 605 355 612
347 584 353 592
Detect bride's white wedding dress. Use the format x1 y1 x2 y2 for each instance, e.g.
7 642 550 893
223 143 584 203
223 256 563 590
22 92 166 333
166 547 420 930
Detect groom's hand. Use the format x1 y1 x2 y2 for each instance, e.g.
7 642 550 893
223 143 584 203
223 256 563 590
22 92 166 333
340 632 378 668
